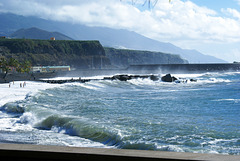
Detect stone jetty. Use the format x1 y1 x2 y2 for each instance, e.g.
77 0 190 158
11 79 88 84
39 74 160 84
39 74 197 84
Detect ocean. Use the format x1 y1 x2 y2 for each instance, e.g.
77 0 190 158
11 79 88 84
0 72 239 155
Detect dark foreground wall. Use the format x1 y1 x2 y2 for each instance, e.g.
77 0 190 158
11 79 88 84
0 144 239 161
128 63 240 74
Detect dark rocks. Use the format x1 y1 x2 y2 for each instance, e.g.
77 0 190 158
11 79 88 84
111 75 154 81
112 75 131 81
40 74 160 84
150 75 159 81
161 74 178 82
37 73 198 84
41 78 91 84
190 79 197 82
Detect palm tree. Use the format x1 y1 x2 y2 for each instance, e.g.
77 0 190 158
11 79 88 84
0 57 32 78
22 60 32 73
16 60 32 73
8 58 19 72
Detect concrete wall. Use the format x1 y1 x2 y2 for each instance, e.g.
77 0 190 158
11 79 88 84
0 144 239 161
128 63 240 74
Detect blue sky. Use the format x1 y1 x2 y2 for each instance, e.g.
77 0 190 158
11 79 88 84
0 0 240 62
191 0 240 11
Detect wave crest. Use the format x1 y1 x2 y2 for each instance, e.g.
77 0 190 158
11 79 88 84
0 102 25 113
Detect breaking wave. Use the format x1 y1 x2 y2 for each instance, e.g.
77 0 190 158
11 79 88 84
35 114 157 150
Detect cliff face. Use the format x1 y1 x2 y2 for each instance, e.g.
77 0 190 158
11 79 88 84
0 39 188 70
0 39 111 69
104 47 188 68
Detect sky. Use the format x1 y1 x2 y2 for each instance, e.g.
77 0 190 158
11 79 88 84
0 0 240 62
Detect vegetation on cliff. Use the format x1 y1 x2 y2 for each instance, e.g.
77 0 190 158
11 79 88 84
104 47 188 68
0 38 111 69
0 38 187 71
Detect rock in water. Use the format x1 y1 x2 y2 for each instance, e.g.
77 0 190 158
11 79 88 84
150 75 159 81
190 79 197 82
112 75 130 81
161 74 177 82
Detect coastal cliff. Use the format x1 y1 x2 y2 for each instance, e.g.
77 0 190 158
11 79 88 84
0 39 111 69
104 47 188 68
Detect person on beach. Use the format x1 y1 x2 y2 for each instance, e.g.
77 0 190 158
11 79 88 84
9 82 11 88
23 82 26 88
20 83 22 88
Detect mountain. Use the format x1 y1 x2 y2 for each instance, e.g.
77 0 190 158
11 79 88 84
0 13 226 63
10 27 73 40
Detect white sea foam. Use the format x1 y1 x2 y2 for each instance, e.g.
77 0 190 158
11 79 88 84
157 145 184 152
0 81 61 107
71 81 101 90
213 99 240 103
19 112 36 125
172 73 204 78
0 81 63 137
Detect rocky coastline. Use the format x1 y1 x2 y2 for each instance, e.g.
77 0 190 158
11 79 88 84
1 71 193 84
1 63 239 84
38 74 197 84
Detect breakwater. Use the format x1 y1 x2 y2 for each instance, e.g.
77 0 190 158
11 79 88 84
39 74 159 84
127 63 240 73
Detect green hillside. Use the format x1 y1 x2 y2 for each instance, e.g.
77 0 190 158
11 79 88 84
0 38 111 69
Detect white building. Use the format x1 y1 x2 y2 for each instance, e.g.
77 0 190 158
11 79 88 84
31 66 71 73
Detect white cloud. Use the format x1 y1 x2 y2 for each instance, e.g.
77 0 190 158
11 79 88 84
1 0 239 43
0 0 240 61
222 8 240 19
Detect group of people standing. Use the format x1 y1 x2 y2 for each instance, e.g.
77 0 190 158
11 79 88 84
9 81 26 88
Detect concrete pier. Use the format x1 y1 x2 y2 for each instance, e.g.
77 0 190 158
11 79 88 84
127 63 240 74
0 144 239 161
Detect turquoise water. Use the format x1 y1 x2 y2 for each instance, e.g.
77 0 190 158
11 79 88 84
0 72 239 154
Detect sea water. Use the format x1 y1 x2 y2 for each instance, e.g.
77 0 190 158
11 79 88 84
0 72 239 154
